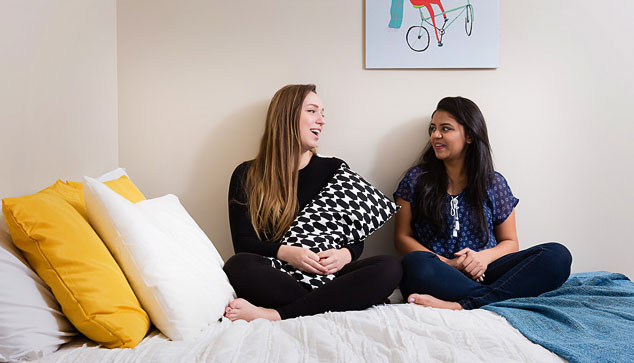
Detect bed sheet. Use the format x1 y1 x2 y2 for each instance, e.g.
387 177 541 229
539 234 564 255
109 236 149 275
34 304 564 363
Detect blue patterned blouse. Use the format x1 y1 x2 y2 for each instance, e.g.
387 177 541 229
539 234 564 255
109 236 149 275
394 166 519 259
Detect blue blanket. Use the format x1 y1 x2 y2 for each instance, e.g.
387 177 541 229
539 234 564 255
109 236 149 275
483 271 634 363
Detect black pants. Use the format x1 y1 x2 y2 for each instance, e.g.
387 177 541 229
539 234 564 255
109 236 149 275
223 253 402 319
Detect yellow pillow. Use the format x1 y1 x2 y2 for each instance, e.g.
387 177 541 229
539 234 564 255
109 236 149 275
2 177 150 348
52 176 145 219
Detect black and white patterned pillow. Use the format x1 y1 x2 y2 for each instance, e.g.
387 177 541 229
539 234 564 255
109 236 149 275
268 163 400 290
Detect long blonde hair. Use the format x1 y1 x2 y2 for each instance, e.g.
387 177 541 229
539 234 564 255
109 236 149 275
246 84 317 240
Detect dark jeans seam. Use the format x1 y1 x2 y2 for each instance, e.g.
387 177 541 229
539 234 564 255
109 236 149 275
461 246 544 309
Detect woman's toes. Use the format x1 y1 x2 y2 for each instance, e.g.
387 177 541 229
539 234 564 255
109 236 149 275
407 293 423 304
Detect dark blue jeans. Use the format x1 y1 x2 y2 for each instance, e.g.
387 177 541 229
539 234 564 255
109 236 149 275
400 242 572 309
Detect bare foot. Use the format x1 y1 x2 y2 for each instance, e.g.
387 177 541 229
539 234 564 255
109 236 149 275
407 294 463 310
224 298 281 322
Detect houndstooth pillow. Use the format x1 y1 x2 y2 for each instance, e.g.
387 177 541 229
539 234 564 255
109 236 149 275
268 163 400 290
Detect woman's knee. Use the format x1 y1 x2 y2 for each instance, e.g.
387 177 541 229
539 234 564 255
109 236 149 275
223 253 265 279
401 251 439 277
538 243 572 265
378 255 403 287
360 255 403 288
536 242 573 284
400 251 443 296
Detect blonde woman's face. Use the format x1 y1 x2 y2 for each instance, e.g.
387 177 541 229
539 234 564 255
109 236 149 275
299 92 325 153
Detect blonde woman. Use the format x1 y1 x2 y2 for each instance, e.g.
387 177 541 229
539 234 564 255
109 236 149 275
224 84 401 321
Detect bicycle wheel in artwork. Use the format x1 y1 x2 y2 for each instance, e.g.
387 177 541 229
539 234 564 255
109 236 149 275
365 0 498 69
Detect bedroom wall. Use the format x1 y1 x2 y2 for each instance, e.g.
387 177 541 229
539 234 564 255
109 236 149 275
0 0 118 198
117 0 634 278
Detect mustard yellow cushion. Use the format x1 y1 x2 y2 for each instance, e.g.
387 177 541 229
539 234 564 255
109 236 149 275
2 177 150 348
51 176 145 219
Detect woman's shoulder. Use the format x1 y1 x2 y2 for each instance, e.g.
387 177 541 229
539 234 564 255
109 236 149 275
228 161 254 202
230 160 253 185
403 164 425 180
488 171 517 200
488 171 519 218
233 160 253 173
394 164 425 201
313 154 347 169
490 171 511 189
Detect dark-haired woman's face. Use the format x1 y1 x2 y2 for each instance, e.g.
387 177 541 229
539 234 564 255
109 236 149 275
429 110 470 162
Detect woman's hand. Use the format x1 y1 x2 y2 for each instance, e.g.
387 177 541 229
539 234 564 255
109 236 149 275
454 248 488 281
277 245 329 275
445 253 466 270
317 248 352 274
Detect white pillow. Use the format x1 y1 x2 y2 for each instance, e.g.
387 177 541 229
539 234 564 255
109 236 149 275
83 177 235 341
95 167 129 182
0 214 76 361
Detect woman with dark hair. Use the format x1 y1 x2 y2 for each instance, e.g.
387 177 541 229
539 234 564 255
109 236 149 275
394 96 572 310
224 84 401 321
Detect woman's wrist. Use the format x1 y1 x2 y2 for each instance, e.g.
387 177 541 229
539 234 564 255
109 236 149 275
480 240 517 264
437 254 450 264
339 247 352 264
276 245 290 261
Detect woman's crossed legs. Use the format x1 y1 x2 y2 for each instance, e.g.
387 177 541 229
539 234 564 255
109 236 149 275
223 252 402 321
400 242 572 309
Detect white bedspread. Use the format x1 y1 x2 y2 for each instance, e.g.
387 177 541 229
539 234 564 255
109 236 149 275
35 304 564 363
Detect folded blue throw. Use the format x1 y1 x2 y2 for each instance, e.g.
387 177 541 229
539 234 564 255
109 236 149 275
483 271 634 363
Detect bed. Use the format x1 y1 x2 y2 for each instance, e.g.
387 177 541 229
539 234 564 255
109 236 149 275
3 170 633 363
31 271 634 363
35 304 563 363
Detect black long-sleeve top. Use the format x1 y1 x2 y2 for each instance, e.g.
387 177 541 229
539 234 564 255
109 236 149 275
228 154 364 260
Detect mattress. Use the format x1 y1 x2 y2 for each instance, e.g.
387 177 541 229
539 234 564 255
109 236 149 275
35 304 564 363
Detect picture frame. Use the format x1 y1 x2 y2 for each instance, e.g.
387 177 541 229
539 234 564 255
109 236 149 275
365 0 499 69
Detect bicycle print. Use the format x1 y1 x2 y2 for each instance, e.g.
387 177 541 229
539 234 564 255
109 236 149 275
389 0 474 52
365 0 498 69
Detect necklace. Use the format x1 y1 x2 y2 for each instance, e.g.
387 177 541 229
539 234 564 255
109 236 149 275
450 195 460 238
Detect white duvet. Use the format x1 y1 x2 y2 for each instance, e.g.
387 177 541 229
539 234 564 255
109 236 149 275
35 304 564 363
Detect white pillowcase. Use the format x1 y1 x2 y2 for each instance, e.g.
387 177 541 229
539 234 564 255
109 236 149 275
83 177 235 341
95 167 129 182
0 215 76 361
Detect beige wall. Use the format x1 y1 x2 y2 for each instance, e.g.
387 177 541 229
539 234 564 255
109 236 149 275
4 0 629 283
0 0 119 197
126 0 629 279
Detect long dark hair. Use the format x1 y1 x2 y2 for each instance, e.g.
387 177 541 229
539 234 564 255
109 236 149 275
412 96 494 240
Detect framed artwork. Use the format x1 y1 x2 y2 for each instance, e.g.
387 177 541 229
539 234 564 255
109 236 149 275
365 0 499 69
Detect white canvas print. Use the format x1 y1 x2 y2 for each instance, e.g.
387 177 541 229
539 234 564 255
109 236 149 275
365 0 499 68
